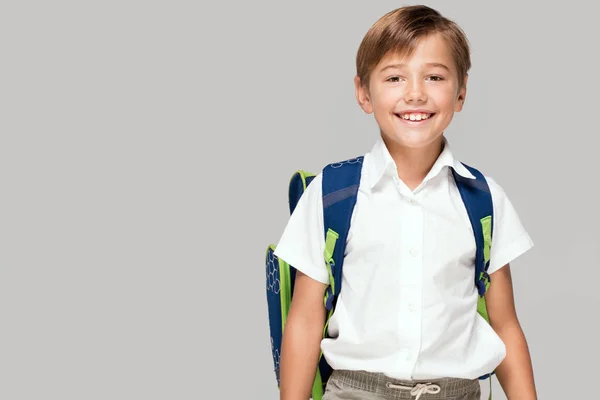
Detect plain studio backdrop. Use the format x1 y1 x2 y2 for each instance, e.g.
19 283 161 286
0 1 597 399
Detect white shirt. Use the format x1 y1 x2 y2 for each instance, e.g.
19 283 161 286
273 135 534 380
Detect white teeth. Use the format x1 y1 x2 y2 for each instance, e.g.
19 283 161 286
401 113 431 120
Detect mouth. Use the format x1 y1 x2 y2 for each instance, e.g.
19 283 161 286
394 112 436 124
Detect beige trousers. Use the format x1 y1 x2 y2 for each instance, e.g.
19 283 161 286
322 370 481 400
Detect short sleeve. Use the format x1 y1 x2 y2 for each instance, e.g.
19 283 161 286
486 176 534 275
273 173 329 284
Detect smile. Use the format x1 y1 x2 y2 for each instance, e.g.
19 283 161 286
394 112 435 126
395 112 435 121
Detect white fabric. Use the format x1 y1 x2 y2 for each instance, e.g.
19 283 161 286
274 135 534 380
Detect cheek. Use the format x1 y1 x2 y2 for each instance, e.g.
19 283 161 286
372 89 400 111
437 86 460 107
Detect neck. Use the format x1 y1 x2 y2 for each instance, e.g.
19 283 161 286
382 134 445 190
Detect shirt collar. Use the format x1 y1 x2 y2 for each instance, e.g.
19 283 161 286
366 135 475 189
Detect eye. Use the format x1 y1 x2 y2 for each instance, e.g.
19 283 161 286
427 75 444 82
386 76 402 83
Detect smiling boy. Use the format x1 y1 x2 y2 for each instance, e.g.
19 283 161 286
274 5 537 400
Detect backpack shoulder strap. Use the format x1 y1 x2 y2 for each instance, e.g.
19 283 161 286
288 170 316 214
312 156 363 399
321 156 364 312
451 163 494 297
452 163 497 400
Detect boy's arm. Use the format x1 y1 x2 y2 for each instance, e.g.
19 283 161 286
279 271 327 400
486 263 537 400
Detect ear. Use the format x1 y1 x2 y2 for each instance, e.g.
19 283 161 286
455 74 468 112
354 75 373 114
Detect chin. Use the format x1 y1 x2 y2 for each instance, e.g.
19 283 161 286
382 130 443 149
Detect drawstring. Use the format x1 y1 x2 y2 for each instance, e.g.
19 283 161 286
386 382 441 399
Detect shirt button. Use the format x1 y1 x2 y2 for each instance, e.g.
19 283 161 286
409 248 418 257
408 303 416 312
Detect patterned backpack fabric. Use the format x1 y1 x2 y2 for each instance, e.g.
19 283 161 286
266 156 495 400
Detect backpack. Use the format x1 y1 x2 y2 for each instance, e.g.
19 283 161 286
265 156 495 400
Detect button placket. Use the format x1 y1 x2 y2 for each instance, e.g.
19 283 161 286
400 196 423 370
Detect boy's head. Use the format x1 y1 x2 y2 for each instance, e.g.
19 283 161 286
354 5 472 150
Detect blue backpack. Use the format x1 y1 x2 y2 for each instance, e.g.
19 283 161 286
266 156 495 400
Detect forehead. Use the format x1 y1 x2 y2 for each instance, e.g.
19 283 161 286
376 32 456 72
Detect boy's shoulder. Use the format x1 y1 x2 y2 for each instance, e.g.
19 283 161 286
452 159 501 189
452 162 514 224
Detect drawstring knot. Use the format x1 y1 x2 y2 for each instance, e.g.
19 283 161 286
386 381 441 399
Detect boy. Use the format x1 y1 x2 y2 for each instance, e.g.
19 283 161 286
274 5 537 400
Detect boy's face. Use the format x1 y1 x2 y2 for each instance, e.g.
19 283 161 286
355 32 467 150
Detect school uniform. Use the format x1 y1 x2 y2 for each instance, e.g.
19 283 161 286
274 135 534 399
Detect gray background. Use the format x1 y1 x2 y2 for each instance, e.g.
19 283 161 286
0 1 597 399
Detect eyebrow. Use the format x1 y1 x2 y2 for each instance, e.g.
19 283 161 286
380 62 451 72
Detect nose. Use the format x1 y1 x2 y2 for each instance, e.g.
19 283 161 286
404 80 427 103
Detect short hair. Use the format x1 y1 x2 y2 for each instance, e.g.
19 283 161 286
356 5 471 89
